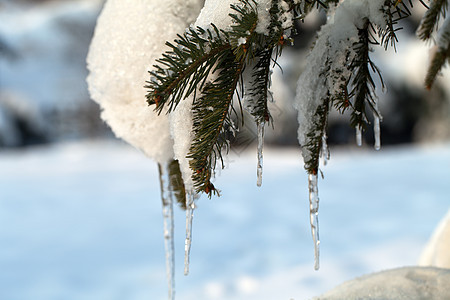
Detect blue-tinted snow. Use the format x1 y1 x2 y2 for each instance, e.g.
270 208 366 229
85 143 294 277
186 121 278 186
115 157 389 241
0 141 449 300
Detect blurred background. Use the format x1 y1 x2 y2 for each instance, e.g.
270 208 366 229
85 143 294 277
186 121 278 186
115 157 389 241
0 1 449 300
1 0 449 149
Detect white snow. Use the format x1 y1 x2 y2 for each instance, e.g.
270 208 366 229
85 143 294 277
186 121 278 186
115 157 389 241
294 0 387 163
314 266 450 300
194 0 239 30
86 0 204 163
419 209 450 269
1 141 448 300
169 98 196 191
278 0 294 34
255 0 272 35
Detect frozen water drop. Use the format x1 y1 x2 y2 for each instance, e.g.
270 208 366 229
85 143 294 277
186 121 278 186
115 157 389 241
308 173 320 270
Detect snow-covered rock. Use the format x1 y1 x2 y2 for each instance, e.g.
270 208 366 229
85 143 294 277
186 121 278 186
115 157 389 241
86 0 204 163
419 209 450 269
313 266 450 300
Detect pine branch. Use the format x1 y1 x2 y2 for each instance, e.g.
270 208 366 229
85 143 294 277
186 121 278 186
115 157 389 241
417 0 449 41
349 22 383 131
303 99 330 175
425 16 450 89
425 45 450 88
247 48 274 125
146 0 304 196
146 25 232 114
379 0 412 51
187 49 244 196
229 0 260 61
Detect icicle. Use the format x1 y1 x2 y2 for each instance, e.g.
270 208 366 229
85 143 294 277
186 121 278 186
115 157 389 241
373 114 381 151
321 133 329 166
356 125 363 147
256 121 265 187
184 191 195 276
158 163 175 300
308 173 320 270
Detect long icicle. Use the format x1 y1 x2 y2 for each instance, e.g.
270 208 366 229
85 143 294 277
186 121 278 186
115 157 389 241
308 173 320 270
321 133 329 166
184 190 195 275
158 163 175 300
256 121 265 187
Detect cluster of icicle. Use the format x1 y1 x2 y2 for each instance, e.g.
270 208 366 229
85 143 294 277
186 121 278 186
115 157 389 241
86 0 205 299
294 0 388 270
87 0 391 299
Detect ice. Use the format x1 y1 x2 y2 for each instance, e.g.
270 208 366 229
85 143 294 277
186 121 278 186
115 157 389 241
321 133 329 166
256 122 265 187
184 191 196 276
356 125 363 147
295 0 387 165
158 163 176 300
374 114 381 151
308 173 320 271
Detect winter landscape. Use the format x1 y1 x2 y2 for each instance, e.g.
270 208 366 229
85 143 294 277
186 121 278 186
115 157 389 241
1 0 450 299
0 141 449 300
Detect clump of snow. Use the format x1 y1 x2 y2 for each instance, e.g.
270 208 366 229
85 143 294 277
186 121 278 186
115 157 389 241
86 0 203 163
194 0 239 30
294 0 386 163
278 0 294 34
169 98 196 190
313 266 450 300
419 209 450 269
255 0 272 35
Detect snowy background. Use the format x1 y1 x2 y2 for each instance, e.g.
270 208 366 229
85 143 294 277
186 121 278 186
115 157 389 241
1 0 450 299
0 141 449 300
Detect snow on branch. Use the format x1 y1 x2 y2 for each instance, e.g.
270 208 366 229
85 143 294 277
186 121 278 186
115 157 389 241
424 8 450 89
295 0 404 173
146 0 299 196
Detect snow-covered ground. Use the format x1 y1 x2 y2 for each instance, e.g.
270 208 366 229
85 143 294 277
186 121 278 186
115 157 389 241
0 140 449 300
